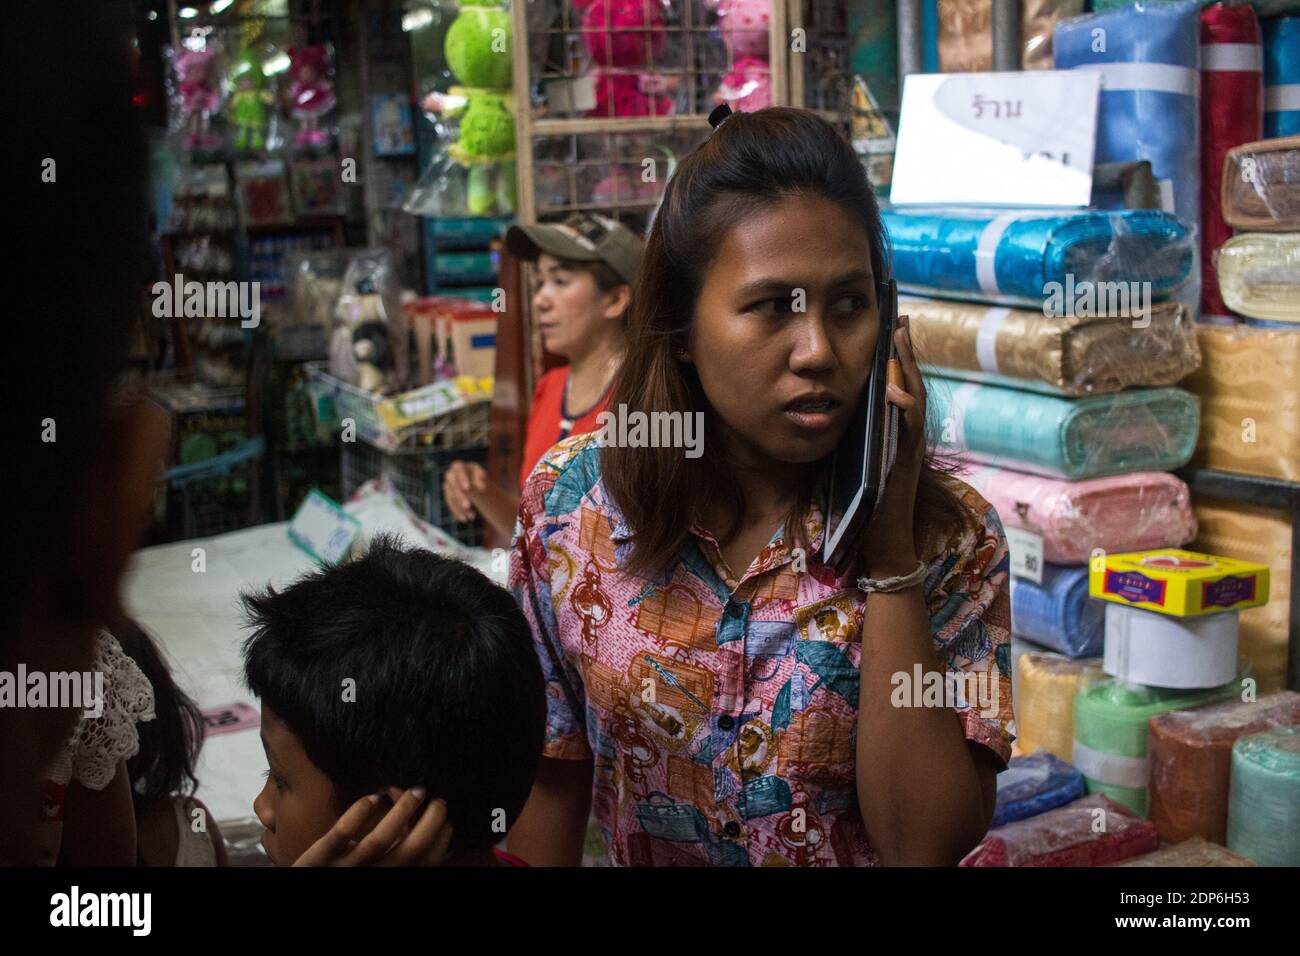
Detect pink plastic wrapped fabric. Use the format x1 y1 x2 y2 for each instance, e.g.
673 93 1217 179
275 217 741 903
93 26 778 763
960 793 1157 866
953 461 1197 564
1116 836 1254 867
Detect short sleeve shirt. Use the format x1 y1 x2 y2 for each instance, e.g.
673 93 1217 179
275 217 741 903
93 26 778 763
519 367 613 490
509 433 1015 867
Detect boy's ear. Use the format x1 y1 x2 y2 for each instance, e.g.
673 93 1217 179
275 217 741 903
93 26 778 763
64 397 171 625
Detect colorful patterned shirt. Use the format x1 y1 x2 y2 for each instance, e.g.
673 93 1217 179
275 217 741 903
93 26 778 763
509 434 1015 866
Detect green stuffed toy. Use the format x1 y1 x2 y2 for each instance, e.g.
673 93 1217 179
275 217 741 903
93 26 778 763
418 0 517 217
229 52 274 152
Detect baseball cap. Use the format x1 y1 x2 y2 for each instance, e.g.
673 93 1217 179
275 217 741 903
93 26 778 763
505 213 643 287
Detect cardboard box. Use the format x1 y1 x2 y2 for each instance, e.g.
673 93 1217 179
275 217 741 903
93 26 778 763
1089 548 1270 618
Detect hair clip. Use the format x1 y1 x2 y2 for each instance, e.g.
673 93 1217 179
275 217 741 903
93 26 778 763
708 103 736 131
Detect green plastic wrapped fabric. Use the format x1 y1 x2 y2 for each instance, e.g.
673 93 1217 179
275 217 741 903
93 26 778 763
926 377 1201 480
1073 670 1248 817
1227 725 1300 865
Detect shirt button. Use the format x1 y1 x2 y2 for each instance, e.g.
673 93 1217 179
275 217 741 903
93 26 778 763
723 821 741 839
718 715 735 731
726 602 743 618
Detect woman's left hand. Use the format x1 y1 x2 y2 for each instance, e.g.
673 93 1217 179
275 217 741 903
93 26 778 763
863 314 925 578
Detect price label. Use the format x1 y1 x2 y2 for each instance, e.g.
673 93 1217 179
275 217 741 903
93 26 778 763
288 489 361 566
1006 526 1045 585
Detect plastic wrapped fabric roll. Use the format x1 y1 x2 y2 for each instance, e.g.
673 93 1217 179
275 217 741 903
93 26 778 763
1093 1 1299 14
954 462 1197 564
1148 691 1300 844
960 793 1157 866
991 752 1087 827
1116 836 1255 866
1104 604 1241 689
1263 15 1300 138
1227 725 1300 865
1201 4 1265 320
1073 669 1247 816
882 208 1195 308
927 377 1201 480
1221 135 1300 231
1185 324 1300 482
1016 652 1104 760
1054 2 1202 255
1012 565 1104 658
1214 232 1300 322
936 0 1085 71
1192 497 1293 693
905 297 1200 396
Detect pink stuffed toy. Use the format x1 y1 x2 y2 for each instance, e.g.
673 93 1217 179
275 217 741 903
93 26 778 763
714 56 770 112
175 49 223 151
287 45 337 148
716 0 770 60
576 0 667 67
588 70 674 118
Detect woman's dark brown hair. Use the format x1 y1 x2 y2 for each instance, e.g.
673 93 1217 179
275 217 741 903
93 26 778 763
602 107 973 579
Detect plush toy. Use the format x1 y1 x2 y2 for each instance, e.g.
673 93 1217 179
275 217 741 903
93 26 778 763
714 55 771 112
709 0 771 112
229 52 273 152
445 0 513 88
175 49 224 152
577 0 667 67
409 0 516 217
286 45 336 149
590 70 674 118
716 0 771 59
338 277 393 393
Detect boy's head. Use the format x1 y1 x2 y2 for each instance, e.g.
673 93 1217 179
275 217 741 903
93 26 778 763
242 536 545 865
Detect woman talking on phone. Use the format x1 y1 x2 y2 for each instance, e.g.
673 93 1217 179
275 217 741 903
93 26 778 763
442 214 641 539
507 108 1014 867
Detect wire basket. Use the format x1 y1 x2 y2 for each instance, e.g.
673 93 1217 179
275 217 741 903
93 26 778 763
339 440 487 546
304 362 491 453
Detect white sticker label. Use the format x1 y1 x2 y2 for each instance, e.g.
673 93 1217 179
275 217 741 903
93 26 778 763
288 490 361 566
1006 526 1044 585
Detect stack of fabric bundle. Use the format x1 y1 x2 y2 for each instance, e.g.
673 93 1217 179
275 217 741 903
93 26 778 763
885 206 1204 710
1077 546 1270 816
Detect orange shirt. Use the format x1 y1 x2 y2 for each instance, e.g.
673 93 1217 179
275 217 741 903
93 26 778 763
519 366 613 490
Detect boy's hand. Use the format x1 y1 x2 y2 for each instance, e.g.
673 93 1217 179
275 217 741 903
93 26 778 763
293 788 453 867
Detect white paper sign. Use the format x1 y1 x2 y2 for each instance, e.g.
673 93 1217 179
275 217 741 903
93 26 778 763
1006 526 1045 585
890 71 1101 207
288 490 361 565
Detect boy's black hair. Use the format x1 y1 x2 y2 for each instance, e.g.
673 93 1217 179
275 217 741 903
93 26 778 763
241 536 546 855
117 620 205 804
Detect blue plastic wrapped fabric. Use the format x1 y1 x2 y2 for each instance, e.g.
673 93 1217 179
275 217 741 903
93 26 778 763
1011 563 1104 658
926 376 1201 479
1264 15 1300 137
1054 2 1201 237
881 208 1194 308
992 752 1087 828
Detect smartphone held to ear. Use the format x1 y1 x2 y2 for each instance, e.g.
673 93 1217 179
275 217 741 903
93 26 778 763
822 278 902 572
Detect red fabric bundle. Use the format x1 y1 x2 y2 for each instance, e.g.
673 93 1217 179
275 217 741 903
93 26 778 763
960 794 1158 866
1200 3 1263 320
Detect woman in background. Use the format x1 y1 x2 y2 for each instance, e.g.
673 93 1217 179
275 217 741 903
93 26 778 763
442 214 640 539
